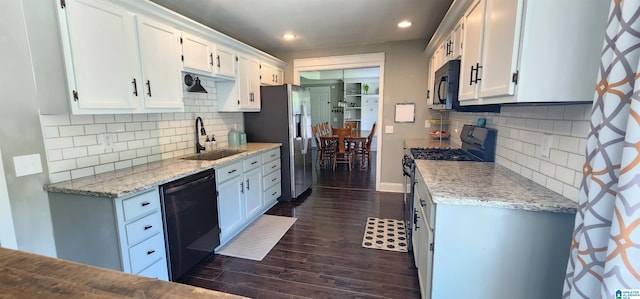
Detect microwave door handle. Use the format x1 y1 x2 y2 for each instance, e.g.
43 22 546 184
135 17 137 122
437 76 447 104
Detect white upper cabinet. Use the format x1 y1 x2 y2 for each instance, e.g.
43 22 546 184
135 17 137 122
459 0 484 102
137 16 183 109
260 62 284 86
216 53 261 112
58 0 183 114
181 32 236 80
181 32 213 74
456 0 609 105
59 0 141 113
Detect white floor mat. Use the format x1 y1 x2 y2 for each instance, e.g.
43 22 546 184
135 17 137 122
216 215 297 261
362 217 408 252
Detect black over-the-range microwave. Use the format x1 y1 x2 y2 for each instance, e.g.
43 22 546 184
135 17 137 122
430 59 500 113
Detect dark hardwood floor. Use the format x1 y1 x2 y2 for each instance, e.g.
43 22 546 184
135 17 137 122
179 150 420 298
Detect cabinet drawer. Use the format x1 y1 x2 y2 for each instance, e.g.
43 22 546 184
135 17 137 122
261 148 280 162
128 233 165 274
263 169 281 190
243 154 262 172
216 161 242 183
264 183 281 203
125 211 163 246
122 191 159 222
262 159 281 174
137 258 169 281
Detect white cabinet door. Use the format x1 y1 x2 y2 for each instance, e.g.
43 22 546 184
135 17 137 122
237 54 261 110
217 176 244 241
459 0 484 102
260 63 275 85
419 220 434 299
214 44 236 78
137 16 183 109
244 167 263 220
181 32 213 74
61 0 140 111
478 0 522 98
275 68 284 85
451 20 463 59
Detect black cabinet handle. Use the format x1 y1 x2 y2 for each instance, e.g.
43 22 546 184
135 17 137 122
132 78 138 96
216 55 221 68
144 225 153 230
469 65 475 85
228 169 237 174
475 63 482 83
246 179 250 190
209 53 214 66
420 199 426 207
251 161 258 165
272 192 277 196
141 201 150 207
240 182 244 193
146 80 152 97
271 165 276 169
147 250 155 255
271 177 277 182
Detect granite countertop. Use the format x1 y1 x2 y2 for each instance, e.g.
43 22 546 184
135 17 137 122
415 160 577 214
404 138 453 149
0 247 245 298
45 143 281 198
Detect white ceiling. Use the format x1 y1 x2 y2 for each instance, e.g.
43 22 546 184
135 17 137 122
149 0 454 52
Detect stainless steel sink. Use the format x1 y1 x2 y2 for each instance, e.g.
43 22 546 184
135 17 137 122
181 149 246 161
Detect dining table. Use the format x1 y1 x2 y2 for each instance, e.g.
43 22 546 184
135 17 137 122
318 129 370 169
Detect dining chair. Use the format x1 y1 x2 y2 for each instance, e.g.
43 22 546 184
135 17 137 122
362 123 376 167
332 127 353 171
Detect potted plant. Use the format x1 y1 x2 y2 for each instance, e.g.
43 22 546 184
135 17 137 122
363 84 369 94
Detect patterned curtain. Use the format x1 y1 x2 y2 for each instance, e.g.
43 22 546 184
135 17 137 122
563 1 640 298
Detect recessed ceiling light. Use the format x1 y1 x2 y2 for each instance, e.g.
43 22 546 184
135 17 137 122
282 33 296 40
398 21 412 28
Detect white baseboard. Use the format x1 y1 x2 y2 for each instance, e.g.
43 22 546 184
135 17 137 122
379 182 404 193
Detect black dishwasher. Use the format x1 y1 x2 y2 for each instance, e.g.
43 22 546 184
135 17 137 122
160 169 219 281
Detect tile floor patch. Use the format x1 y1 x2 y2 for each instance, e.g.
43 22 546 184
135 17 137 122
362 217 408 253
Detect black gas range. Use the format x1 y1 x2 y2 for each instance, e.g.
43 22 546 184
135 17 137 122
402 124 497 251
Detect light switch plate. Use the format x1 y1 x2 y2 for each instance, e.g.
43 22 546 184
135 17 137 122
13 154 43 177
385 126 394 134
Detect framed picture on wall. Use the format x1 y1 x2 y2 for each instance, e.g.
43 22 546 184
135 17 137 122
394 103 415 123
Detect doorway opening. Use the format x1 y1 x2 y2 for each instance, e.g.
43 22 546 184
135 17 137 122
294 53 384 190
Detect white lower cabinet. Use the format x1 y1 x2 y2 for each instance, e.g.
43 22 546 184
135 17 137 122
414 168 575 299
262 148 282 205
48 188 169 281
215 147 281 246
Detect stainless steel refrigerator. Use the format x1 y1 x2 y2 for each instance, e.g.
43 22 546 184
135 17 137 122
244 84 312 201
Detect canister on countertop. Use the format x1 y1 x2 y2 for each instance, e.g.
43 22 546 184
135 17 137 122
239 132 247 144
228 130 239 147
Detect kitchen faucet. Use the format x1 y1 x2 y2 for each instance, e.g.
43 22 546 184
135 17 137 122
195 117 206 153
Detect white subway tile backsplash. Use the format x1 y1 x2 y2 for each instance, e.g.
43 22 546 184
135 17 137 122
70 115 94 125
558 136 580 153
62 147 88 159
450 103 590 202
555 166 575 185
43 127 60 138
132 157 148 166
115 114 133 123
119 150 136 160
128 140 144 149
94 114 115 124
107 123 125 133
112 142 128 152
85 124 107 135
99 153 119 164
47 149 63 162
71 167 94 179
73 135 97 147
87 145 106 156
117 132 135 142
46 137 74 150
132 114 148 122
95 163 115 174
114 160 132 170
148 113 161 121
59 125 85 137
77 156 100 168
125 122 142 131
49 159 77 173
50 171 71 183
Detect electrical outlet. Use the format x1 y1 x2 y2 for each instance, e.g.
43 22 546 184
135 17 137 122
100 133 114 152
13 154 43 177
385 126 394 134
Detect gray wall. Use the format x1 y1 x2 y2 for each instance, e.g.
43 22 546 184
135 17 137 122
0 0 57 256
272 40 430 188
